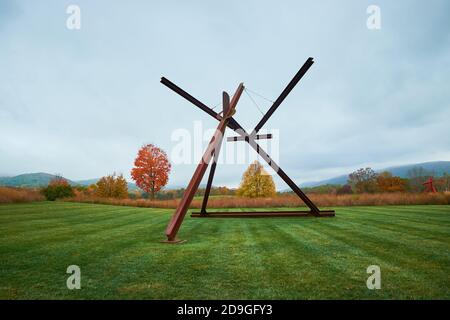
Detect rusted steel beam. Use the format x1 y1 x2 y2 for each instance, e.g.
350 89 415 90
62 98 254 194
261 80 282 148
161 58 331 223
200 158 218 215
161 76 321 215
227 133 272 142
200 93 229 214
244 137 321 215
161 77 220 121
160 77 241 131
164 84 245 242
251 57 314 135
191 210 335 218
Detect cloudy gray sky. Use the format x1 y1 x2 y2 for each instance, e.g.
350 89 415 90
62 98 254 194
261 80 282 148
1 0 449 189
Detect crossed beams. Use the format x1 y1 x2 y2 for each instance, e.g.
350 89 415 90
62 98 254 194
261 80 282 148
163 84 244 242
161 58 334 242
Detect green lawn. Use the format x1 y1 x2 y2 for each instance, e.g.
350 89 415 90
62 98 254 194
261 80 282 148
0 202 449 299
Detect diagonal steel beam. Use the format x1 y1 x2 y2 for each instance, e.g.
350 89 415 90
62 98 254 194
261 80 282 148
161 70 321 214
200 92 229 214
244 138 320 215
164 84 244 242
161 77 242 132
250 57 314 135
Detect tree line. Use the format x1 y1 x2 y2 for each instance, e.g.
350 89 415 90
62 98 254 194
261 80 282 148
299 167 450 195
39 142 449 201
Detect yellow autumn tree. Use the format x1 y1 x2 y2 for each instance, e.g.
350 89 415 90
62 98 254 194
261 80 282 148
376 171 406 192
95 173 128 198
237 161 276 198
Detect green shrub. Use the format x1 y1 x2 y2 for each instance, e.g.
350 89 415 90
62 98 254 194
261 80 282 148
41 178 74 201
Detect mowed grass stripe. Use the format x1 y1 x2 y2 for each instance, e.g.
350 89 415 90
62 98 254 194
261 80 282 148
0 206 169 255
323 212 450 242
0 203 167 226
336 206 450 237
0 202 449 299
280 215 447 299
305 209 449 298
343 205 450 223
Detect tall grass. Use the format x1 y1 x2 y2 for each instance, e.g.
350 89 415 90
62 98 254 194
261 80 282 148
0 187 44 204
65 192 450 209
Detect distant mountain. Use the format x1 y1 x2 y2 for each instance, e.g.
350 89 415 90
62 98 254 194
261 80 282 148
0 172 190 191
300 174 348 188
73 178 99 186
300 161 450 187
383 161 450 178
2 161 448 191
0 173 76 188
0 173 138 190
164 183 209 190
164 185 186 190
74 178 138 191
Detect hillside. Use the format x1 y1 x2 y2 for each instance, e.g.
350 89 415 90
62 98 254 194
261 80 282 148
0 173 76 188
0 173 138 190
301 161 450 187
75 178 138 191
1 161 448 190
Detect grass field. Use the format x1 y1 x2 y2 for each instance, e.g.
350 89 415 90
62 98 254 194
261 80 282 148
0 202 449 299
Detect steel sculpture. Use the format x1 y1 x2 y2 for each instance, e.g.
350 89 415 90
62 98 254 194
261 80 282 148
161 57 335 243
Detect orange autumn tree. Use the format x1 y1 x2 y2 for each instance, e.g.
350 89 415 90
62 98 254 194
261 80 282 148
376 171 406 192
131 144 171 199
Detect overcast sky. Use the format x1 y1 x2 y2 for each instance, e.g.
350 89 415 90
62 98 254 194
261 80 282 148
1 0 449 189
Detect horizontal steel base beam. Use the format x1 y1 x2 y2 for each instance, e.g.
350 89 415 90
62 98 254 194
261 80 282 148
191 210 335 218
